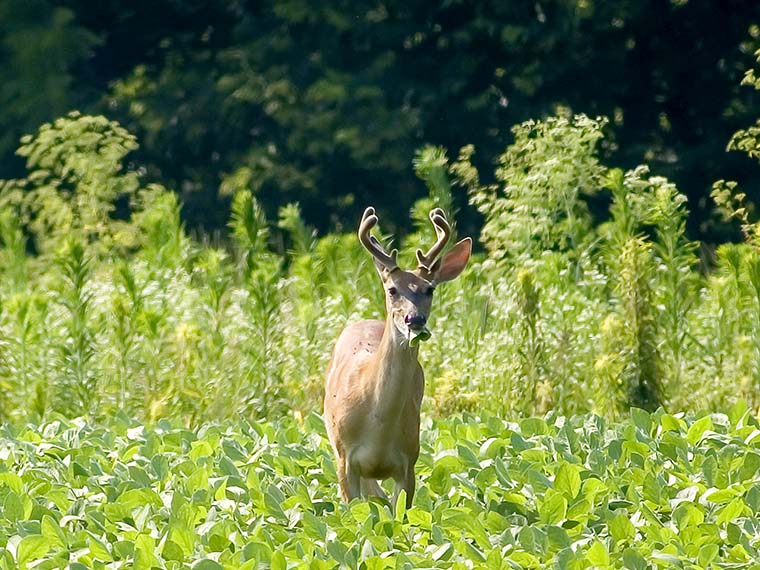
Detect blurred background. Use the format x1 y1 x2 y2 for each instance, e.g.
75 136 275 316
2 0 759 242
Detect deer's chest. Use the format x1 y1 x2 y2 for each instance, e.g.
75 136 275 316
350 426 414 480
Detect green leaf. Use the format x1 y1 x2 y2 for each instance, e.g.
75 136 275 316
151 454 170 480
431 543 453 562
162 540 185 562
622 548 647 570
716 497 746 525
168 521 195 557
193 561 224 570
520 418 548 437
17 535 50 567
686 416 713 444
407 508 432 529
704 486 743 504
730 399 748 427
673 502 704 529
395 490 407 521
302 511 328 540
133 534 156 570
3 491 24 522
327 541 348 564
586 541 609 566
0 472 24 494
609 513 635 542
222 438 248 461
555 463 581 498
540 493 567 524
630 408 651 432
41 515 67 548
698 544 719 567
87 533 111 561
660 414 685 432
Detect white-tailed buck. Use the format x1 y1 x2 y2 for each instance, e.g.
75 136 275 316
324 206 471 507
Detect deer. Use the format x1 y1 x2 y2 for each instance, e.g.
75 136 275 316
324 206 471 508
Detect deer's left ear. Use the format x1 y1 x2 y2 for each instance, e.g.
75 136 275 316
430 238 472 284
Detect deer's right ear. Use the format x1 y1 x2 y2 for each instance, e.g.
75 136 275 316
430 238 471 284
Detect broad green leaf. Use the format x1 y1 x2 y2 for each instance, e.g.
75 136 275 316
302 511 328 540
546 526 571 550
540 493 567 524
3 492 24 522
520 418 548 437
407 508 432 529
327 540 348 564
41 515 67 548
622 548 647 570
87 533 111 561
650 551 682 565
609 513 635 542
151 454 170 480
698 544 719 567
17 535 50 567
222 438 248 461
133 534 156 570
168 522 195 557
673 502 704 529
729 399 748 427
431 543 453 562
555 463 581 498
630 408 651 433
193 560 224 570
0 473 23 494
686 416 713 445
703 486 743 504
716 497 746 524
586 541 609 566
162 540 184 562
746 485 760 512
660 414 685 433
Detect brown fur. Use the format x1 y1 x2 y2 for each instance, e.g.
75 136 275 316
324 209 471 508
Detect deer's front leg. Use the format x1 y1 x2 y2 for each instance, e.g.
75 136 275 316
361 478 387 499
337 455 361 502
393 463 416 509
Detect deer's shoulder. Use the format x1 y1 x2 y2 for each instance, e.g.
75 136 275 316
335 320 385 356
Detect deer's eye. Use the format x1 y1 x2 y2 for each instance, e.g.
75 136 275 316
388 287 398 296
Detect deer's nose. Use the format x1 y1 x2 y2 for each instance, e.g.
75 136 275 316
405 314 427 330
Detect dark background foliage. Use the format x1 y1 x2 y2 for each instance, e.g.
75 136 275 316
2 0 759 241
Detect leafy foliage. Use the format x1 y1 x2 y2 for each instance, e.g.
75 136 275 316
469 114 605 262
1 409 760 568
4 108 760 422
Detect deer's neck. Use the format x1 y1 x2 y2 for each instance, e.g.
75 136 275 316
368 317 419 418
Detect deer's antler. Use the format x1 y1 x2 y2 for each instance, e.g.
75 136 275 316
358 207 398 271
415 208 451 270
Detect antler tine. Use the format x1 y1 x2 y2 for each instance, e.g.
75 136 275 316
416 208 452 270
358 207 398 270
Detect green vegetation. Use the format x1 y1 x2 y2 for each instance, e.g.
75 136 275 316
5 6 760 568
2 408 760 568
3 85 760 422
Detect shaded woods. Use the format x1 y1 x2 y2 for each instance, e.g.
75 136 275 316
1 0 760 239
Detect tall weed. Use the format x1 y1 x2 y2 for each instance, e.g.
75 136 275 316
1 110 760 423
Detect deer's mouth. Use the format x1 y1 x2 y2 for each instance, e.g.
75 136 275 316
408 326 431 347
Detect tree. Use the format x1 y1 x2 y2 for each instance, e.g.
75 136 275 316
1 0 759 239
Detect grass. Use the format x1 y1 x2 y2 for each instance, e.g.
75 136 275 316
1 407 760 569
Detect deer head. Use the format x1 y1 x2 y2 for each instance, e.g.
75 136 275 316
358 206 472 345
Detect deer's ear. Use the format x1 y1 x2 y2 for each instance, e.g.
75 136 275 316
430 238 471 284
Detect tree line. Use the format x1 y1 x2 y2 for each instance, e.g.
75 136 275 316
2 0 759 241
